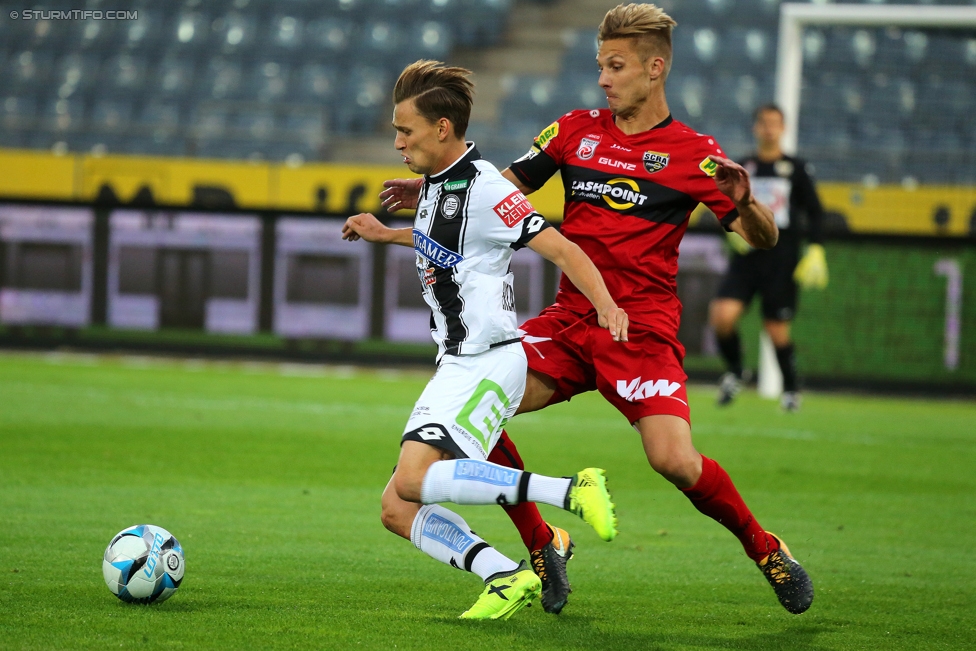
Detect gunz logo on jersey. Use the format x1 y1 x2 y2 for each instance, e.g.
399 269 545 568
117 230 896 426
413 230 464 268
616 377 684 403
570 177 648 210
534 121 559 150
599 156 636 171
643 150 670 174
494 191 534 227
576 137 600 160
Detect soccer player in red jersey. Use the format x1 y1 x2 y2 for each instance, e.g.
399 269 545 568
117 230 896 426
380 3 814 615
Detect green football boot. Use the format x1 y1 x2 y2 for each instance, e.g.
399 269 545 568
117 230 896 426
565 468 617 542
459 560 541 621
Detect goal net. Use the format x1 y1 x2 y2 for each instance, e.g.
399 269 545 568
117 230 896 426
751 3 976 394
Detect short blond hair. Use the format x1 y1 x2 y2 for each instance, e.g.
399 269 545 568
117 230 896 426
598 4 677 76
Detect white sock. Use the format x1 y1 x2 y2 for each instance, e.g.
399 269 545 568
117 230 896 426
421 459 571 509
410 504 518 581
526 474 572 508
469 547 520 582
421 459 521 505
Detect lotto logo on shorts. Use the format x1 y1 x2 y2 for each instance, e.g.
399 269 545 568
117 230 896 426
493 191 535 228
617 377 682 402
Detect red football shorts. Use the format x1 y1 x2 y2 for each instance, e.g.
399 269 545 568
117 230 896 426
519 304 690 424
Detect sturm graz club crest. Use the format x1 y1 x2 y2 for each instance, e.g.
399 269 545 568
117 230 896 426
576 137 600 160
441 194 460 219
643 150 670 174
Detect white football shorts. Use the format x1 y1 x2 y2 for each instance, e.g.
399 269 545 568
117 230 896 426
402 342 527 460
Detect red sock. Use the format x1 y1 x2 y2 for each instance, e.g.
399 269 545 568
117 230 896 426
680 455 778 562
487 430 554 552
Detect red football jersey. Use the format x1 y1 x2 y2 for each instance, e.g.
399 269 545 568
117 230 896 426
509 109 739 340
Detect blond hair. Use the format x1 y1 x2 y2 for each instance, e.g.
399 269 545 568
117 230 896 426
393 60 475 138
598 4 677 76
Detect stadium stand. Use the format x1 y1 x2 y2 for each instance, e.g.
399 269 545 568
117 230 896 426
0 0 512 162
0 0 972 183
478 0 975 185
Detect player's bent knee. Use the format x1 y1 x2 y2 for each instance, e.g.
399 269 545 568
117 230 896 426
380 486 416 539
380 502 413 539
649 451 702 488
392 469 423 504
379 504 397 533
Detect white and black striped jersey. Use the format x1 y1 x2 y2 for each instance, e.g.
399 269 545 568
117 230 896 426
413 143 551 360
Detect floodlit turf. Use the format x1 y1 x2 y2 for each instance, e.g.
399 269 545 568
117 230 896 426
1 352 974 650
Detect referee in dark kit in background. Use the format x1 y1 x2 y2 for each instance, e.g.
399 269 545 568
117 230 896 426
709 103 827 412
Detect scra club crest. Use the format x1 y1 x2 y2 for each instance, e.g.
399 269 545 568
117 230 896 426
643 151 670 174
576 137 600 160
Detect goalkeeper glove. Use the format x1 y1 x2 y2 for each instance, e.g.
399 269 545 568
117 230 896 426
726 231 753 256
794 243 828 289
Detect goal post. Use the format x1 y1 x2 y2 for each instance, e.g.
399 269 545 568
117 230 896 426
775 3 976 155
754 3 976 398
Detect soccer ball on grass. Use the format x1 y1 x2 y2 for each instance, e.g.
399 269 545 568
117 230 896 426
102 524 184 604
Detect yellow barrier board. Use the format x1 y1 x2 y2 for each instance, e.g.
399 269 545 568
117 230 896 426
0 149 76 201
818 182 975 237
272 164 413 214
691 181 976 236
0 147 972 235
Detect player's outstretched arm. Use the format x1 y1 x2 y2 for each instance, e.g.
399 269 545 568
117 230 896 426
379 178 424 212
342 212 413 246
527 228 628 342
709 155 779 250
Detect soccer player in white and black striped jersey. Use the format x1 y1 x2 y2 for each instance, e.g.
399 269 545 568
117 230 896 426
342 61 628 620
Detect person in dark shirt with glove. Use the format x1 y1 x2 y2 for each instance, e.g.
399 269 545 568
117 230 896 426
709 103 827 412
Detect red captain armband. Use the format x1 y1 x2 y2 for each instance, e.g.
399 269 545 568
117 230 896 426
494 191 535 227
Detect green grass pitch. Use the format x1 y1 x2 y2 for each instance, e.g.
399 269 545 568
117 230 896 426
1 352 974 650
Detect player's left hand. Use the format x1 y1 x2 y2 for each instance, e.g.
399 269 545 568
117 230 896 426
341 213 389 243
708 155 753 207
598 306 629 342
